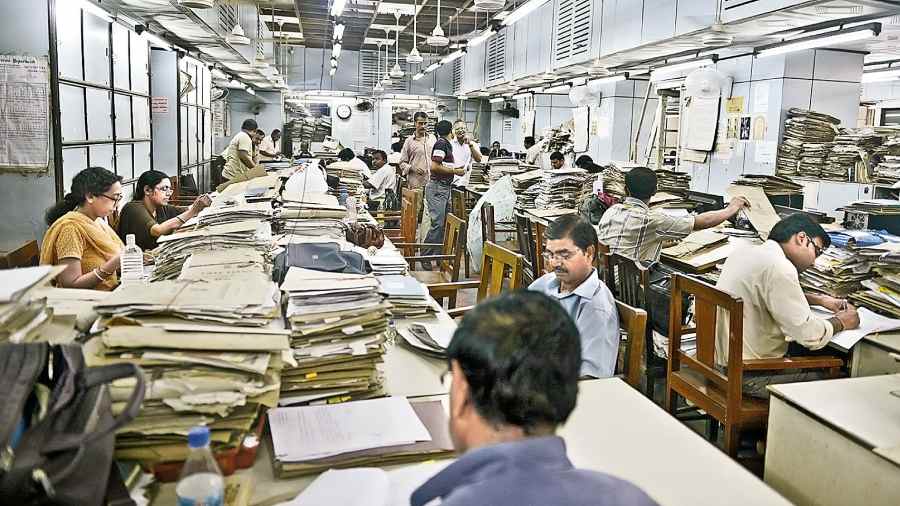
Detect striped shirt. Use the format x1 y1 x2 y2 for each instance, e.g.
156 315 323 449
597 197 694 262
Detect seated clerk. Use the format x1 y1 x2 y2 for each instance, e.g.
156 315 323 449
40 166 123 291
117 170 211 251
363 150 397 209
411 291 658 506
598 166 749 262
529 214 620 378
714 213 860 398
549 151 566 170
338 147 372 180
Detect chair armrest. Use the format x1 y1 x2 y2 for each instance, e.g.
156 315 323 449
742 356 844 371
447 305 475 318
406 254 455 262
427 281 481 301
393 242 444 248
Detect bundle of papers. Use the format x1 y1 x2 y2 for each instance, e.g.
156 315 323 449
275 192 347 240
823 130 883 181
533 168 589 210
368 254 409 277
268 397 454 477
800 246 873 298
178 248 268 282
600 164 627 199
661 229 733 273
486 158 525 185
326 161 365 201
29 285 109 335
195 200 274 227
776 108 840 178
733 174 803 196
0 266 66 343
850 243 900 318
871 131 900 184
86 320 288 467
511 170 543 209
811 306 900 350
279 268 390 405
873 155 900 184
377 275 437 319
841 199 900 216
654 169 691 193
150 220 272 281
467 162 487 188
725 184 781 240
95 272 280 326
396 321 453 358
217 174 281 203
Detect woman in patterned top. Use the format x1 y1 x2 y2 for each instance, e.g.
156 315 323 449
40 166 124 290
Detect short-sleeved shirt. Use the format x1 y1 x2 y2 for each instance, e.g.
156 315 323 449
222 131 254 180
368 164 397 200
597 197 695 262
431 137 455 183
349 156 372 179
529 269 620 378
42 212 124 291
117 200 181 251
258 135 277 161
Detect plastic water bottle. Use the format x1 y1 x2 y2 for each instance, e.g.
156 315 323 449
176 426 224 506
119 234 143 284
339 188 349 207
345 195 358 223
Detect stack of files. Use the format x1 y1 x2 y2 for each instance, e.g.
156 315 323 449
396 321 453 358
486 158 524 185
218 174 282 203
326 161 366 201
800 246 873 298
178 248 268 282
368 254 409 276
873 155 900 184
776 108 840 178
777 138 804 176
654 169 691 192
150 220 272 281
275 192 347 240
600 163 627 199
823 129 883 181
871 131 900 184
467 162 487 189
84 320 288 468
850 243 900 318
268 396 454 477
734 174 804 196
195 200 274 227
511 170 543 209
660 229 731 273
377 275 437 319
797 142 833 178
0 266 65 343
841 199 900 215
96 272 280 327
279 267 390 406
29 285 109 335
534 168 589 210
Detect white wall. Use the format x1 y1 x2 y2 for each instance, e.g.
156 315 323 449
329 97 392 153
219 89 283 152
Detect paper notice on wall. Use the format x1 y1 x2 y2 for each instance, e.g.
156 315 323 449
682 96 719 151
725 96 744 114
521 109 535 138
753 82 769 114
0 55 50 173
755 140 777 164
591 107 609 138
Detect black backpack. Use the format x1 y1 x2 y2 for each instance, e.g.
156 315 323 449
0 342 145 505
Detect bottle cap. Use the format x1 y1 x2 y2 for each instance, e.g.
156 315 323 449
187 426 210 448
126 234 136 247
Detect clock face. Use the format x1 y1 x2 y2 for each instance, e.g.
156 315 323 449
337 104 352 120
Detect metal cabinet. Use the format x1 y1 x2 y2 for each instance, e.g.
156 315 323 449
851 334 900 377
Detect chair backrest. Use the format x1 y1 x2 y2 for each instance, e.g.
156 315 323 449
478 241 524 302
669 274 745 408
596 241 611 285
481 202 497 243
2 240 39 269
400 188 422 241
439 213 467 280
514 213 535 280
533 220 547 278
451 189 467 222
606 253 649 308
616 300 648 390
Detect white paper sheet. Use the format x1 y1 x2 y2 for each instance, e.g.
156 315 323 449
276 468 389 506
682 96 720 151
813 307 900 351
0 265 53 302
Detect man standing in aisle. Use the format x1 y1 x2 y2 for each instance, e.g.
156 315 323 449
422 120 466 269
524 135 543 165
411 291 658 506
450 120 482 185
529 214 620 378
258 129 282 161
399 111 436 190
550 151 566 170
715 213 860 398
598 166 749 262
221 118 258 181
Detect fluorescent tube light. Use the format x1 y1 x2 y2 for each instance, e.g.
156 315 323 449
468 28 495 47
246 87 255 95
330 67 337 76
489 97 505 104
512 91 531 99
587 74 628 85
425 62 441 73
529 86 545 94
332 43 342 59
413 72 425 81
116 13 140 27
755 23 880 58
544 83 571 94
650 58 714 81
334 23 345 41
440 50 464 65
862 68 900 83
77 0 112 22
502 0 551 27
331 0 348 17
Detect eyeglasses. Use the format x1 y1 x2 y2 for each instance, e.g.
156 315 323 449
806 237 824 258
542 248 580 262
98 193 123 203
155 186 174 194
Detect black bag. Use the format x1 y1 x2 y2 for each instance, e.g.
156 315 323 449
645 262 692 336
579 196 609 225
0 342 145 506
272 242 371 285
382 188 401 212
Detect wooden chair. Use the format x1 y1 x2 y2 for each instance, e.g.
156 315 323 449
665 273 843 458
427 241 524 318
451 189 471 278
595 242 611 285
397 213 467 307
383 189 421 257
170 175 199 207
481 202 518 255
533 220 547 278
616 300 648 391
515 213 537 284
0 240 39 269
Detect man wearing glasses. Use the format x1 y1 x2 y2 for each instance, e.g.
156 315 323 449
714 213 860 398
528 214 620 378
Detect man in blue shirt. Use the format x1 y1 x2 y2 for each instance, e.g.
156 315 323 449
529 214 620 378
411 291 657 506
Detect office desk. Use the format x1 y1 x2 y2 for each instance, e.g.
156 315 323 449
850 331 900 377
383 308 455 399
154 379 788 506
765 375 900 506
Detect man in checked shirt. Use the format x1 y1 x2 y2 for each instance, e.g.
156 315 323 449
598 167 749 262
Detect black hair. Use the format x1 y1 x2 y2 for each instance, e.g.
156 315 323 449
371 149 387 161
768 213 832 249
435 120 452 137
241 118 258 131
585 162 603 174
480 146 491 156
524 136 535 147
413 111 428 122
447 291 581 432
391 140 403 153
45 167 121 226
575 155 593 168
338 148 355 161
499 149 511 156
255 129 265 136
550 151 564 162
272 129 281 135
546 214 598 261
134 170 169 200
491 141 500 147
624 166 658 200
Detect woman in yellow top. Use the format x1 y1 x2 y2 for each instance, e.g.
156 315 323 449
40 166 124 290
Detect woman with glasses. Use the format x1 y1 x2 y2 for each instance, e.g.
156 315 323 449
117 170 211 251
40 166 124 290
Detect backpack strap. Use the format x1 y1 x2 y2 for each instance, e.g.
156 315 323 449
0 343 48 452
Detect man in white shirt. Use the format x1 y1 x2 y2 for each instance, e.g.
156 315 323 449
524 136 543 165
258 129 281 161
338 148 372 180
450 120 482 185
364 150 397 208
221 118 258 180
